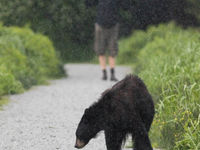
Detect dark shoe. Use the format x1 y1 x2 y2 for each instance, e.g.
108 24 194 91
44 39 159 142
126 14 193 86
110 75 118 81
110 68 118 81
102 69 107 80
102 75 107 80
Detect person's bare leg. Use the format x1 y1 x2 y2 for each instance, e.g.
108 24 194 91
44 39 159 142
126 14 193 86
108 56 115 69
99 55 106 70
109 56 118 81
99 55 107 80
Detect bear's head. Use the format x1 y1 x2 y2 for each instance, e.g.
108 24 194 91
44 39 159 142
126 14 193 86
75 107 102 149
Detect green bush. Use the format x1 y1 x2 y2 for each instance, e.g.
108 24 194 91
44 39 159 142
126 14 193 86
118 30 148 64
118 23 182 65
119 23 200 149
0 65 23 95
0 24 64 97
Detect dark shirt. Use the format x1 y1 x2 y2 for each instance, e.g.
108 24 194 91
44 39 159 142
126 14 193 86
85 0 130 28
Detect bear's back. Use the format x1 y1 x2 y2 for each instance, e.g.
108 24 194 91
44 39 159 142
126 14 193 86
109 75 153 115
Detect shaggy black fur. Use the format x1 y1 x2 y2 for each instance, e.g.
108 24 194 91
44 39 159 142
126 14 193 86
75 75 155 150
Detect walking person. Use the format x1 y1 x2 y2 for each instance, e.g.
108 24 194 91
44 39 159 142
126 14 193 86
85 0 130 81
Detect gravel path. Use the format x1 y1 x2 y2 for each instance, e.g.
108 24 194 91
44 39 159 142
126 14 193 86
0 64 133 150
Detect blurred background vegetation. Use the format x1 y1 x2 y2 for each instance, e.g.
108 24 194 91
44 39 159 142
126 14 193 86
0 0 200 149
0 0 199 62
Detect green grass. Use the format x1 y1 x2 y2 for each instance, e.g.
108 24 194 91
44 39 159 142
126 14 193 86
118 22 200 150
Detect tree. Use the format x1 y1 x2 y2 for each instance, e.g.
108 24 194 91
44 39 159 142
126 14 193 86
0 0 199 61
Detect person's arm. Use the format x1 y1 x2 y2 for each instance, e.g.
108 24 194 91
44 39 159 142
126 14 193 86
85 0 98 7
120 0 131 10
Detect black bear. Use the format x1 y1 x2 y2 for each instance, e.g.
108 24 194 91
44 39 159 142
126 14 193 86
75 75 155 150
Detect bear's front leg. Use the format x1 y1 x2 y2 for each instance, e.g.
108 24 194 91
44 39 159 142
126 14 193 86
132 119 153 150
105 129 126 150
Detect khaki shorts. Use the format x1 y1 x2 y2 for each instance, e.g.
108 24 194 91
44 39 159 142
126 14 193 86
94 23 119 57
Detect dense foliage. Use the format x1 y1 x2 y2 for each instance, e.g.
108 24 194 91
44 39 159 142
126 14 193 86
119 23 200 149
0 24 64 97
0 0 96 62
0 0 199 61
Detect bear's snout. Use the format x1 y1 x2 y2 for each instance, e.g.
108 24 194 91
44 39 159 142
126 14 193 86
75 138 86 149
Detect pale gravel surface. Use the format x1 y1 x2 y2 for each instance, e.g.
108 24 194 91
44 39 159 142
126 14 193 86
0 64 159 150
0 64 133 150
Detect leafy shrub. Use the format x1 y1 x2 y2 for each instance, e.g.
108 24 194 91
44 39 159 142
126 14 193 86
119 23 200 149
118 30 148 64
0 24 64 97
0 65 23 95
117 23 181 64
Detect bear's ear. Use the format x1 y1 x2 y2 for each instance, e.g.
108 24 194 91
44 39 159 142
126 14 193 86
101 88 113 99
84 108 89 114
84 108 95 118
83 108 91 122
83 108 96 123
